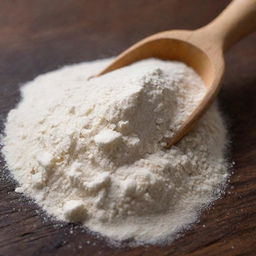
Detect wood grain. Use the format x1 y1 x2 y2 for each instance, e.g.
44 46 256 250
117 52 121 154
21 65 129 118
0 1 255 255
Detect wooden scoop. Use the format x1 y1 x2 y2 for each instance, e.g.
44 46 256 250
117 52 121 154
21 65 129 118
97 0 256 148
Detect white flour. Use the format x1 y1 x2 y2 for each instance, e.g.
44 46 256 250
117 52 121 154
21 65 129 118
2 58 228 244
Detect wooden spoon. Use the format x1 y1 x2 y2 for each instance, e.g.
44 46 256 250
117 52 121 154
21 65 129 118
97 0 256 148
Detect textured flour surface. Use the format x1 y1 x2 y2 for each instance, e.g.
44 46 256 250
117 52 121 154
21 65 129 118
2 58 228 244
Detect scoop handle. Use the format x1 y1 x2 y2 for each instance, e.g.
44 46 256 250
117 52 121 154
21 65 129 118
201 0 256 51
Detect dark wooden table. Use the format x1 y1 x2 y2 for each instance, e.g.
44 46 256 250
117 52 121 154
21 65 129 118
0 1 256 255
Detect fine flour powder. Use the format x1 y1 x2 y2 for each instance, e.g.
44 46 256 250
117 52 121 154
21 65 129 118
2 58 228 244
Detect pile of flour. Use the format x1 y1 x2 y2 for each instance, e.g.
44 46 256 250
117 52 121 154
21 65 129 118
2 58 228 244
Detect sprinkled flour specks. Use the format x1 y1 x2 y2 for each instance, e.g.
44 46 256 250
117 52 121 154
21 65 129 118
1 58 229 245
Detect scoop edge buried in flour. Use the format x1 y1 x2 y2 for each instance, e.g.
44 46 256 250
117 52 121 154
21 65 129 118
95 0 256 147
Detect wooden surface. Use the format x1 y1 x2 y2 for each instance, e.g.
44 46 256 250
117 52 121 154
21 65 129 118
0 1 255 255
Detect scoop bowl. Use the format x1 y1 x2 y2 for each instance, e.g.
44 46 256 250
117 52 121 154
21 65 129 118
97 0 256 147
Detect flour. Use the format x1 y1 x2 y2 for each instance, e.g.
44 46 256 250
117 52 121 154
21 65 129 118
2 58 228 244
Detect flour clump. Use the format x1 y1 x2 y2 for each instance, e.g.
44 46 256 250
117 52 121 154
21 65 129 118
2 58 229 244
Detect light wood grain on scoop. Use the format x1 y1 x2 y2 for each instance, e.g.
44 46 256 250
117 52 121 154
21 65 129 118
96 0 256 147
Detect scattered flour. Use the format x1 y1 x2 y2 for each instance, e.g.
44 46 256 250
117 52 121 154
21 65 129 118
1 58 228 244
